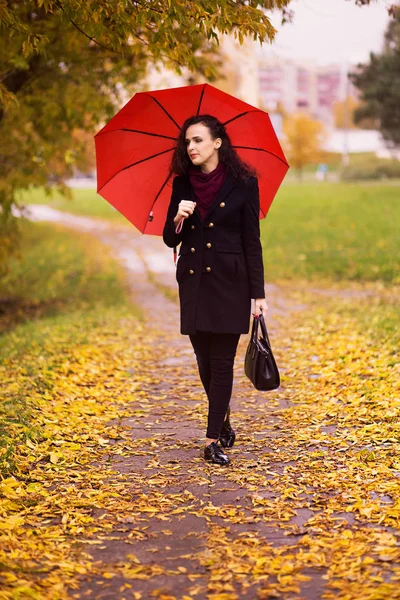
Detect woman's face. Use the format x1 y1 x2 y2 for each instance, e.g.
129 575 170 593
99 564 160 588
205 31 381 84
185 123 221 169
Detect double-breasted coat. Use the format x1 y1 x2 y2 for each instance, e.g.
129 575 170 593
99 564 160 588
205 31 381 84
162 172 266 335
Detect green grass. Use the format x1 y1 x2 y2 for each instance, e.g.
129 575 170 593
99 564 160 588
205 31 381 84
0 220 142 474
261 181 400 284
284 152 378 180
17 180 400 284
353 295 400 348
280 281 400 350
18 187 127 222
0 219 136 333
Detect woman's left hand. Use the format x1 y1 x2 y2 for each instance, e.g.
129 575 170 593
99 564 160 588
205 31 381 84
253 298 269 317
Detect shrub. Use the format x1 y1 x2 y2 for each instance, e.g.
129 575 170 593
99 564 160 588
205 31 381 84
341 156 400 181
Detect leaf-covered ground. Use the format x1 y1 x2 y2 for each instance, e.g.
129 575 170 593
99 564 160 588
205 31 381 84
1 216 399 600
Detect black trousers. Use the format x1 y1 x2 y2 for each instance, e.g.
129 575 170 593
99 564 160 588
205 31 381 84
189 331 241 439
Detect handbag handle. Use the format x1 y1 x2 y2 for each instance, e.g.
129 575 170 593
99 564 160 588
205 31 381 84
247 315 258 356
258 313 272 348
251 312 259 342
252 312 272 349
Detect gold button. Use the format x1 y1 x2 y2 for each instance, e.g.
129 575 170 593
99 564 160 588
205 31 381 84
189 269 194 275
206 266 211 272
190 247 195 253
208 222 214 228
191 225 195 229
206 243 212 248
220 202 225 207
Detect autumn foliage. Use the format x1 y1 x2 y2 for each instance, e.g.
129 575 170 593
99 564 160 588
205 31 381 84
283 113 327 179
0 0 290 272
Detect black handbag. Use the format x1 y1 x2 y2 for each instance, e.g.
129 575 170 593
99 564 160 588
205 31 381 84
244 311 280 391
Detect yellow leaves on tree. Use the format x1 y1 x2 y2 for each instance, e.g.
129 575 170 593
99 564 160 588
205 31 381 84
283 113 327 179
333 95 363 129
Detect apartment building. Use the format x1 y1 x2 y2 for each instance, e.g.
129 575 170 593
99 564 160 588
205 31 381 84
258 57 358 125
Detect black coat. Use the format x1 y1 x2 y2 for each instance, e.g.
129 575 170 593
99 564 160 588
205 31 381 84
162 173 265 335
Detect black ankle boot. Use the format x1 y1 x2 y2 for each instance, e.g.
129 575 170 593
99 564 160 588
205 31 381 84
204 442 230 465
219 407 236 448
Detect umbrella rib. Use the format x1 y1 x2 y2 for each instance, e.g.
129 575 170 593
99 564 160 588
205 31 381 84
144 172 173 233
98 148 174 193
196 85 206 116
97 128 177 141
148 95 181 131
223 110 259 127
121 147 175 171
233 145 289 167
121 129 177 141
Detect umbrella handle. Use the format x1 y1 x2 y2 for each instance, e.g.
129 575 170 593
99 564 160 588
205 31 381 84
172 217 184 267
175 217 184 234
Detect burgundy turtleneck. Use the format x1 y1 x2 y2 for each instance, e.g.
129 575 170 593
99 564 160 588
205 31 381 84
189 161 227 220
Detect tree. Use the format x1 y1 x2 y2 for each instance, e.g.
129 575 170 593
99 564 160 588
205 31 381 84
0 0 290 272
333 96 362 129
283 113 327 180
0 1 396 272
349 8 400 147
333 95 379 130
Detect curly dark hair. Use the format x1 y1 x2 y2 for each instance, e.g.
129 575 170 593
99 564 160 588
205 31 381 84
169 114 256 184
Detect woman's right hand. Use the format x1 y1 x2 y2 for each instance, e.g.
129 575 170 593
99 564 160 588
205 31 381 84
173 200 196 225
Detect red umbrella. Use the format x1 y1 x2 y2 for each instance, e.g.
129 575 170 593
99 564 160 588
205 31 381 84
94 83 289 235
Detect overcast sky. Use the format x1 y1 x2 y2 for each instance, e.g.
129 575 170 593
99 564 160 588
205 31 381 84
260 0 392 66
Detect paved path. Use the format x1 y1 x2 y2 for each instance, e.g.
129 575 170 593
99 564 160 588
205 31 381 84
24 206 389 600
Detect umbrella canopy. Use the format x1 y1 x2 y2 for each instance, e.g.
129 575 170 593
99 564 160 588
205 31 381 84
95 83 289 235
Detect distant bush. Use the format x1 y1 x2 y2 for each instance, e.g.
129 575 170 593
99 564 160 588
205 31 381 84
341 156 400 181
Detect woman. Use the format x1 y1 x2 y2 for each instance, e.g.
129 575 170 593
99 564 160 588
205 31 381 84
162 114 268 466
